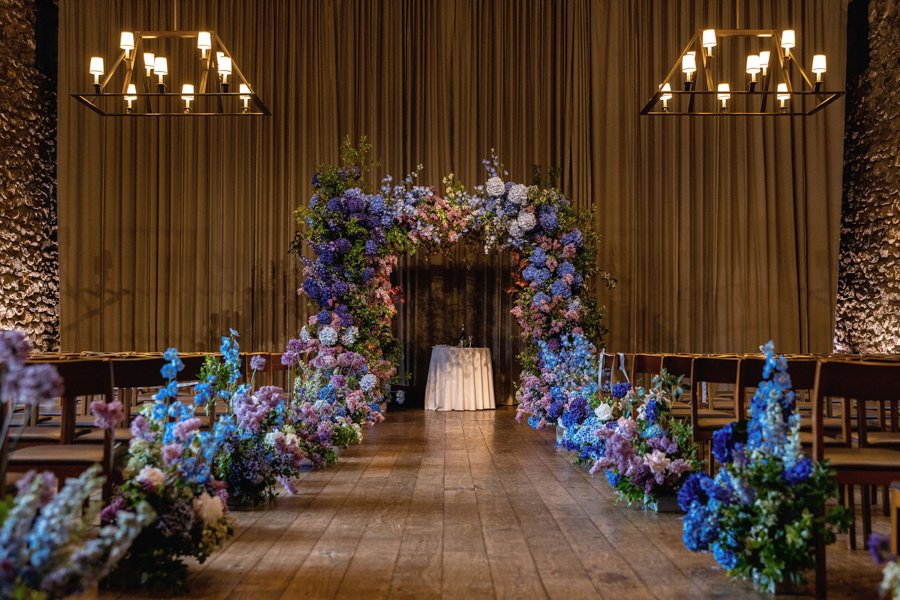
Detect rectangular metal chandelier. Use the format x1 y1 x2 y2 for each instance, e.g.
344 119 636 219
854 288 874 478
72 31 270 117
640 28 844 117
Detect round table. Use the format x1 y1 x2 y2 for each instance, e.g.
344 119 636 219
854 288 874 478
424 346 496 411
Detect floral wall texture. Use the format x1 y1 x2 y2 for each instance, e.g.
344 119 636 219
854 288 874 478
834 0 900 353
0 0 59 350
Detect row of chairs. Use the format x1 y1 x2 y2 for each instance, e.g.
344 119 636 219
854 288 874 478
1 351 288 500
604 351 900 598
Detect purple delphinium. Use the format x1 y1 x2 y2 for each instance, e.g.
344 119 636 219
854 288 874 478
250 355 267 372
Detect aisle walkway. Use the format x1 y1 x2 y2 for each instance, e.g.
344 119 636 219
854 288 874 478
104 408 883 599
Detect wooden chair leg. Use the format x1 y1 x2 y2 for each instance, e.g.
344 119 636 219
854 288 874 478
847 484 857 550
862 486 873 545
884 485 890 517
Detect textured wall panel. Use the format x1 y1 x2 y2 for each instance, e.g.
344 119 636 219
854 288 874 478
0 0 59 350
835 0 900 353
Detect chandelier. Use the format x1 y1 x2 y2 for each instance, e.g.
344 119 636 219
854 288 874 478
72 30 269 117
640 29 844 117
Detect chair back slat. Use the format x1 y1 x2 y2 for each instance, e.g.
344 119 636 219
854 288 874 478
111 357 168 389
661 355 694 378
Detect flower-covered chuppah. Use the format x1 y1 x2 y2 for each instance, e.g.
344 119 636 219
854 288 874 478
285 138 614 459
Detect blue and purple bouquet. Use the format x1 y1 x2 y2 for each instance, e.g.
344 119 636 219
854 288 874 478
678 342 850 592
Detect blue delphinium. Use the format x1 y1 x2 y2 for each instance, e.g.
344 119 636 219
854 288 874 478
611 382 631 399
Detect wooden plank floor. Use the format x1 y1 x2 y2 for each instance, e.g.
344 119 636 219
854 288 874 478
98 407 887 599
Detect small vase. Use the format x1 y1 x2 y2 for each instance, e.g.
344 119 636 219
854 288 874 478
555 424 566 445
652 494 682 513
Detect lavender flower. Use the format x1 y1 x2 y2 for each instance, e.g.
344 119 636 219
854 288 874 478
250 355 267 372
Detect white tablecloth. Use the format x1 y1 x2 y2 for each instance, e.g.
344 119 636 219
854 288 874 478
424 346 496 411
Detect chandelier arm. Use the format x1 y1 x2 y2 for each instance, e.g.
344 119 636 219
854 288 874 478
215 33 252 92
101 51 127 90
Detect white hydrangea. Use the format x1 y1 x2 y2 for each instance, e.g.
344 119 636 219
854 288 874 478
485 176 506 197
341 326 359 346
318 325 338 347
136 465 165 489
594 403 613 421
300 326 310 343
360 373 378 392
516 211 536 232
508 221 524 238
508 183 529 205
193 491 225 524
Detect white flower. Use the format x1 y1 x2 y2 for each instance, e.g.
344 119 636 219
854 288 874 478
136 466 165 490
341 326 358 346
284 432 298 446
193 491 224 524
508 183 529 205
300 326 310 343
516 211 536 232
508 221 524 238
643 449 671 474
360 373 378 392
264 431 281 447
485 176 505 197
318 326 338 347
594 403 613 421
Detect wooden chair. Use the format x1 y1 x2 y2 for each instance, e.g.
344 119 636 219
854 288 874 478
689 357 739 471
892 482 900 556
5 359 117 499
812 359 900 593
629 353 662 388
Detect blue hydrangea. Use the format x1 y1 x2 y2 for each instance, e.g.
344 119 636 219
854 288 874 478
782 457 813 485
561 229 583 247
606 469 622 487
550 279 571 299
712 422 738 464
538 206 559 232
611 382 631 399
557 261 576 277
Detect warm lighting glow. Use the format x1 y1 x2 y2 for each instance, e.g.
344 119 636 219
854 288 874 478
758 51 771 75
239 83 252 110
198 31 212 54
181 83 194 110
659 83 672 110
218 55 232 84
811 54 827 82
717 83 730 109
746 54 761 82
702 29 716 55
781 29 796 55
119 32 134 55
776 82 790 109
682 52 697 80
143 52 155 76
124 83 137 110
154 56 168 85
89 56 104 85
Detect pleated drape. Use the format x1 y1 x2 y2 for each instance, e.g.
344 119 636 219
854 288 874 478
58 0 847 404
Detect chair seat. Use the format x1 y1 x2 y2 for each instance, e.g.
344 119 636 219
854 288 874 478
799 431 844 447
863 431 900 448
8 444 104 465
823 447 900 470
694 416 737 431
13 427 92 443
671 406 731 418
75 428 133 443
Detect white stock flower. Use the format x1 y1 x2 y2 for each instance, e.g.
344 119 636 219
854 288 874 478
136 466 165 490
594 403 613 421
193 491 225 524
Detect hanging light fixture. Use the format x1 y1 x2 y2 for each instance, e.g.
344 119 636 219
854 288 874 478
640 28 843 116
72 30 269 116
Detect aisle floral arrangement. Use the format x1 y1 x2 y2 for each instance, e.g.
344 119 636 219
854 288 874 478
678 342 851 593
287 139 613 456
868 534 900 600
104 348 235 591
0 330 152 599
587 370 701 510
203 331 307 507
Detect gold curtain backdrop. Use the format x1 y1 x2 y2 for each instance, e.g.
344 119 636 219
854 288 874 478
58 0 846 404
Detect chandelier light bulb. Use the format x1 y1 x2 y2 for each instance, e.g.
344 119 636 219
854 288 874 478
776 83 790 110
811 54 827 82
702 29 716 56
659 83 672 110
119 32 134 57
124 83 137 110
143 52 155 76
89 56 104 83
758 51 771 76
181 83 194 111
781 30 796 56
218 55 232 88
153 56 168 85
717 83 731 110
746 54 761 82
681 51 697 81
239 83 252 111
198 31 212 57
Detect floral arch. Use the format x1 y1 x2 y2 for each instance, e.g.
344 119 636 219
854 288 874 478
283 138 614 460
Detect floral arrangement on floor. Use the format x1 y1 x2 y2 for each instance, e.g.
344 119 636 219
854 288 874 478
678 342 851 593
103 348 235 591
0 330 152 599
287 139 613 457
587 370 701 509
205 330 307 507
868 533 900 600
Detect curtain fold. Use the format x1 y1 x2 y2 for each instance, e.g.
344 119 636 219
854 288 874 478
58 0 847 404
